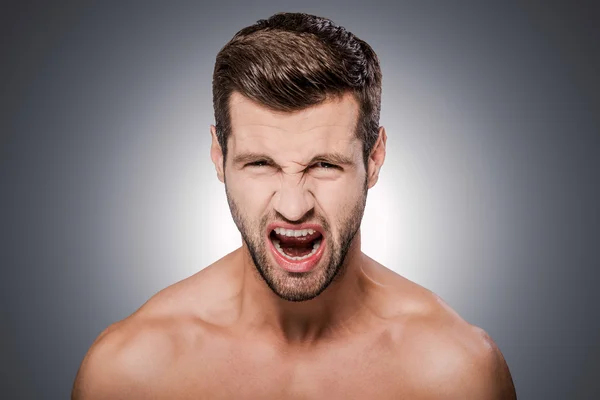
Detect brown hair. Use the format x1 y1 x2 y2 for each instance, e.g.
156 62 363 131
212 12 382 167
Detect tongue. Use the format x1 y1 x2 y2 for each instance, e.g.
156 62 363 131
281 245 313 257
278 236 315 257
272 232 321 257
273 232 322 258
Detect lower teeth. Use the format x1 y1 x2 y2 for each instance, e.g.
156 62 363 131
272 239 321 261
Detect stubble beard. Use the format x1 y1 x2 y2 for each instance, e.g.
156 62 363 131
225 184 367 302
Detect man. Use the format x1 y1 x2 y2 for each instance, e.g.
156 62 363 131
73 12 516 399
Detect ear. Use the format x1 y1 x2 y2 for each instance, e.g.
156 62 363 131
367 126 387 189
210 125 225 183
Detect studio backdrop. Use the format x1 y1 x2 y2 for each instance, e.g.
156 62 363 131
1 1 598 399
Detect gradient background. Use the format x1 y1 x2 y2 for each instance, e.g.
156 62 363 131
1 1 599 399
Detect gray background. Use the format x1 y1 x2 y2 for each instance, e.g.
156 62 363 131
1 1 599 399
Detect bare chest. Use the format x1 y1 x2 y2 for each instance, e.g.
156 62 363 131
158 335 418 400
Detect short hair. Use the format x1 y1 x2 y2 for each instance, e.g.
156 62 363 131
212 12 382 167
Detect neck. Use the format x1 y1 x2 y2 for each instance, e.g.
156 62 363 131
238 230 372 344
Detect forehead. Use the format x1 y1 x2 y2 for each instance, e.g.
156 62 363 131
228 91 360 153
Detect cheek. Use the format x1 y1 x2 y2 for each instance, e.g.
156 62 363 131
227 172 278 211
312 178 362 218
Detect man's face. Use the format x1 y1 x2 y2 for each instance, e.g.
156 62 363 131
215 92 370 302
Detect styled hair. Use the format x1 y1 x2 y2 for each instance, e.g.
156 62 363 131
212 12 382 167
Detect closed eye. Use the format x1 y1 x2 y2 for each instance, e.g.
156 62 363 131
246 160 270 167
245 160 341 171
312 162 341 170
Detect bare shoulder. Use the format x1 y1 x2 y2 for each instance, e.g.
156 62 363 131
71 315 197 399
401 302 516 399
367 261 516 399
72 254 241 399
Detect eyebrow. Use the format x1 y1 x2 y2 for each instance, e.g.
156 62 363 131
232 152 355 167
232 153 276 166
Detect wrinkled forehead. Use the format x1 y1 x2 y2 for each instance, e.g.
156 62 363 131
228 91 361 155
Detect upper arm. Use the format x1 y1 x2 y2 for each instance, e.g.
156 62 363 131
399 296 517 400
472 331 516 399
432 328 517 400
72 326 121 399
71 321 176 400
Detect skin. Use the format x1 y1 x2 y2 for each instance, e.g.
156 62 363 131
72 92 516 399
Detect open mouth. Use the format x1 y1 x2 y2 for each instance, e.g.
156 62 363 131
266 224 326 272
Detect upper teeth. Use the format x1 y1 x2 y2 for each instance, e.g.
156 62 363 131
274 228 315 237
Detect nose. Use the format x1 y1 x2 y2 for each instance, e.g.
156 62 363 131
273 176 315 222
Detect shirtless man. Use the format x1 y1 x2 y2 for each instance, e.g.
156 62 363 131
73 12 516 399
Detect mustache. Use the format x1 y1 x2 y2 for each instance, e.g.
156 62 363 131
261 210 330 232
